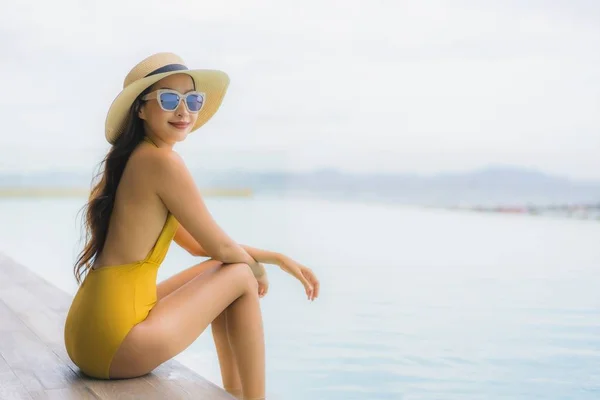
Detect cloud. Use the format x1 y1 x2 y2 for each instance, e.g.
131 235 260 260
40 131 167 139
1 0 599 179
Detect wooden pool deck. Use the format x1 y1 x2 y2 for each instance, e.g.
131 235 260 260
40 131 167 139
0 252 235 400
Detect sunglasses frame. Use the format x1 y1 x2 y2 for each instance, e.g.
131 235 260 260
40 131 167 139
142 89 206 113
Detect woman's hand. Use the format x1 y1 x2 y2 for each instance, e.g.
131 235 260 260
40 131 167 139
256 272 269 298
278 255 320 301
252 261 268 298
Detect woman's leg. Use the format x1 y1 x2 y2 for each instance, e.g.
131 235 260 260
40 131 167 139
109 262 265 399
156 260 243 397
212 310 243 398
156 259 221 301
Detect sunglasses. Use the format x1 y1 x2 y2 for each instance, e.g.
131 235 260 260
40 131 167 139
142 89 205 113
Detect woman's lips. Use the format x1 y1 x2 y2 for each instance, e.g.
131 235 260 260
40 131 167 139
169 122 190 129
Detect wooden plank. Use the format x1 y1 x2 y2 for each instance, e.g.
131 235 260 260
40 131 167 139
0 284 43 314
0 253 234 400
0 254 41 285
84 377 177 400
145 362 235 399
23 279 73 313
0 279 90 398
0 330 83 392
0 298 30 333
0 267 14 290
80 360 235 400
0 354 12 374
48 343 234 400
0 285 65 346
0 370 34 400
46 344 77 373
16 307 66 347
30 386 99 400
0 293 159 398
48 344 183 400
0 254 71 312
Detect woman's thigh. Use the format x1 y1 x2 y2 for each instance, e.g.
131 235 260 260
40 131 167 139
109 262 257 378
157 259 223 300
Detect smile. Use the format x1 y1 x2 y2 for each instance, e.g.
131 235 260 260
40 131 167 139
169 122 190 129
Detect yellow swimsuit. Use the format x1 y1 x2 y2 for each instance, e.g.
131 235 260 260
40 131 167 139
64 139 179 379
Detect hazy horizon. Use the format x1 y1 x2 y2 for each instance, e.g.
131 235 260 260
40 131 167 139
1 162 599 183
2 1 599 180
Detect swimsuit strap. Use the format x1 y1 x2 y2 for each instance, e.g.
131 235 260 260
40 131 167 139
146 214 179 264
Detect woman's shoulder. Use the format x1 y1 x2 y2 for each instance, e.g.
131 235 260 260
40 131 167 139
129 143 188 179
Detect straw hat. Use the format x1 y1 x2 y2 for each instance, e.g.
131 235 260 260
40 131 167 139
105 52 230 144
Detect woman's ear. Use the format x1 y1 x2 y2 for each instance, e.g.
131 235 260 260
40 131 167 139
138 104 146 120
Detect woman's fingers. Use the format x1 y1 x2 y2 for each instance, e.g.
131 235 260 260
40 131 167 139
256 274 269 298
281 262 317 301
302 268 320 300
312 276 320 299
300 275 313 300
300 276 314 300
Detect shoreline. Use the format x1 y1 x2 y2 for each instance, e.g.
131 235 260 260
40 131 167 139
0 187 253 198
1 187 597 222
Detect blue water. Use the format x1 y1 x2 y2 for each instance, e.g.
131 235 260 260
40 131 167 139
1 195 599 399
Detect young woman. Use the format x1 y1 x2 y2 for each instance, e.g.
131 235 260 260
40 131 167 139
64 52 320 400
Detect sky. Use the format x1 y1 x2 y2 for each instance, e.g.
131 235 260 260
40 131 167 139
1 0 599 180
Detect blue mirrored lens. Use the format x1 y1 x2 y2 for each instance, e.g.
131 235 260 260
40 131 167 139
186 94 204 112
159 93 180 110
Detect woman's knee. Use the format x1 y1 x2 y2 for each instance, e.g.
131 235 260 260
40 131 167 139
222 263 258 292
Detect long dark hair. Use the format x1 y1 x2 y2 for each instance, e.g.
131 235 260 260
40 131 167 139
73 87 152 284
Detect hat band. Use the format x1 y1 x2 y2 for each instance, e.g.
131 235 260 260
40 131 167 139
145 63 188 77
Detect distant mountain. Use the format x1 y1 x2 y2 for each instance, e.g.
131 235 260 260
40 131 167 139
1 165 599 207
201 165 600 206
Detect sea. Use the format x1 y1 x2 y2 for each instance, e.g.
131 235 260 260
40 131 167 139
0 194 599 399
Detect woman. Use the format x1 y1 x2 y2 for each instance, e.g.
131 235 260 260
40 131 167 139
64 52 320 400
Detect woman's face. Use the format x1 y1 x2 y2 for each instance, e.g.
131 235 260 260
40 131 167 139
138 73 199 144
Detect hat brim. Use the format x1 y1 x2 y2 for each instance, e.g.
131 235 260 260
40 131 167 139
105 69 230 144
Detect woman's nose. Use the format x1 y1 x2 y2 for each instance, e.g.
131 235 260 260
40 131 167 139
175 99 189 116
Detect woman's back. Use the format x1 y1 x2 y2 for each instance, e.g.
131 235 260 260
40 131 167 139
92 138 170 271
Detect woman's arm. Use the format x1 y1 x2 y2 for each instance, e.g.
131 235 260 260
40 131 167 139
173 224 209 256
174 224 282 266
238 244 282 266
174 221 319 301
149 149 263 276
